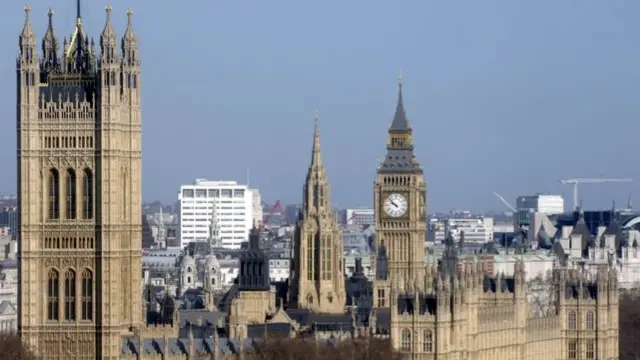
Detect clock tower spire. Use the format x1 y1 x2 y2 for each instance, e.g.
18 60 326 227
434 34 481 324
373 74 427 307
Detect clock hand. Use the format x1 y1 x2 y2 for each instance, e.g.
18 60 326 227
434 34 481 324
390 200 398 207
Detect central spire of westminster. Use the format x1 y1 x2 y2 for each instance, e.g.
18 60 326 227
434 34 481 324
289 112 346 314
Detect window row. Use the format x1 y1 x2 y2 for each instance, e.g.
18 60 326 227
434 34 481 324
568 339 595 359
44 136 93 149
103 71 139 89
47 168 94 220
42 237 94 250
400 329 433 353
47 267 93 322
567 310 595 330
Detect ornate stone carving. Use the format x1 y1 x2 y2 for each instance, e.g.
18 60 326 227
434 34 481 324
61 257 74 269
79 257 92 269
44 257 56 268
47 156 56 168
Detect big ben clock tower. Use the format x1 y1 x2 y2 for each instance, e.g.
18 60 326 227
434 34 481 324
373 75 427 306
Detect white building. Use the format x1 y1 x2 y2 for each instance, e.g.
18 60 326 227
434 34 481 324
249 189 263 227
344 208 374 227
429 217 494 244
515 194 564 229
179 179 254 249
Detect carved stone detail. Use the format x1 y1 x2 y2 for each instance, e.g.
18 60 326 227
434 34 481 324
44 257 57 268
79 257 92 269
61 257 74 269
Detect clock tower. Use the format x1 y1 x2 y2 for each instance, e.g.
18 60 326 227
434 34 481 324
373 75 427 307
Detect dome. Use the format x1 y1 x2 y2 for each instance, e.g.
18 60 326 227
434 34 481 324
180 255 196 268
204 253 220 269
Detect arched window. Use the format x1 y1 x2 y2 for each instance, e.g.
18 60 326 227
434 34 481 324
64 269 76 321
82 169 93 219
47 268 59 321
401 329 411 352
586 311 595 330
81 269 93 321
65 169 76 219
423 330 433 352
568 311 577 330
48 169 60 219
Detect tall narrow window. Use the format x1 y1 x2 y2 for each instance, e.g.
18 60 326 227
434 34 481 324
81 269 93 321
586 340 595 359
65 169 76 219
586 311 595 330
47 269 59 321
48 169 60 219
64 269 76 321
568 340 577 359
423 330 433 352
122 171 127 219
401 329 411 352
322 236 332 280
306 234 314 281
568 311 577 330
82 169 93 219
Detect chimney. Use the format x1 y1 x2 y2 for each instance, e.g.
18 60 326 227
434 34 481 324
355 258 363 274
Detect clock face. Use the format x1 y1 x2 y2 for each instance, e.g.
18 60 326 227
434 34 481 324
383 193 408 217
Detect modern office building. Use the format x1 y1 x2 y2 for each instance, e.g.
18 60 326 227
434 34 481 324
178 179 254 249
515 194 564 228
341 208 375 227
428 216 495 244
0 207 18 241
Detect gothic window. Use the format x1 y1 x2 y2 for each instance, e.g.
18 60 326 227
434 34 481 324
586 340 595 359
48 169 60 220
400 329 411 352
586 311 595 329
64 269 76 321
568 340 577 359
81 269 93 321
306 234 314 281
322 235 332 281
47 268 59 321
568 311 577 330
82 169 93 219
377 289 386 307
186 266 192 273
306 293 313 304
423 330 433 352
65 169 77 219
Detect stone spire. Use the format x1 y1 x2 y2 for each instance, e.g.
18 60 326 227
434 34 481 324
310 110 322 167
303 111 331 215
19 5 36 53
208 198 221 249
41 7 59 71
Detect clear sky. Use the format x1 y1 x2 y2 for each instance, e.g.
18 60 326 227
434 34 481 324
2 1 640 212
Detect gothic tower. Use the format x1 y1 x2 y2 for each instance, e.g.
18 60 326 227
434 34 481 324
289 112 346 314
373 75 427 299
17 4 142 359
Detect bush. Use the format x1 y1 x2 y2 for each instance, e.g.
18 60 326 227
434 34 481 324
0 332 37 359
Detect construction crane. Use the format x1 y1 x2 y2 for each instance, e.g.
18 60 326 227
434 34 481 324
560 178 633 210
260 200 282 229
492 191 516 213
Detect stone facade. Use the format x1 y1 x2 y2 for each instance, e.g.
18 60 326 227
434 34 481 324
17 4 142 359
288 113 346 314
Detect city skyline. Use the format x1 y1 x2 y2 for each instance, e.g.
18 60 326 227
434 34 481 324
1 1 639 212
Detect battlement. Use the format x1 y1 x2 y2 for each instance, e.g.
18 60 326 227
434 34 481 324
478 306 515 327
142 322 178 338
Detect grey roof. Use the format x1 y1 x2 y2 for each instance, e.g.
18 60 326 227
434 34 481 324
121 336 251 356
378 83 423 174
570 211 594 251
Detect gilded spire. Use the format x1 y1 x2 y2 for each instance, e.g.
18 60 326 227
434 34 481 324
389 71 410 132
311 110 322 167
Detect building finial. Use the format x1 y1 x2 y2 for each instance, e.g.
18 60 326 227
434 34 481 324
311 111 322 166
24 4 32 22
126 8 134 26
47 7 54 21
76 0 81 19
397 70 404 87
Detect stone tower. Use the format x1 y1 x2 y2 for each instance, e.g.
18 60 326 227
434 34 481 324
17 4 142 359
373 75 427 306
289 112 346 313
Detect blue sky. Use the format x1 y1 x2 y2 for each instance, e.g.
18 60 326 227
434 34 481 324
2 1 639 212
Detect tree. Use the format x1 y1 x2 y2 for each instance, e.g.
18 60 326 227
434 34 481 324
246 336 403 360
526 272 557 318
0 332 37 360
620 291 640 360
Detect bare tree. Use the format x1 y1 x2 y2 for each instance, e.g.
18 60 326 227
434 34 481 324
246 336 402 360
526 272 557 318
0 332 37 359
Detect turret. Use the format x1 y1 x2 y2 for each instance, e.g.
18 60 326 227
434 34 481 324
41 8 59 72
121 9 140 100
